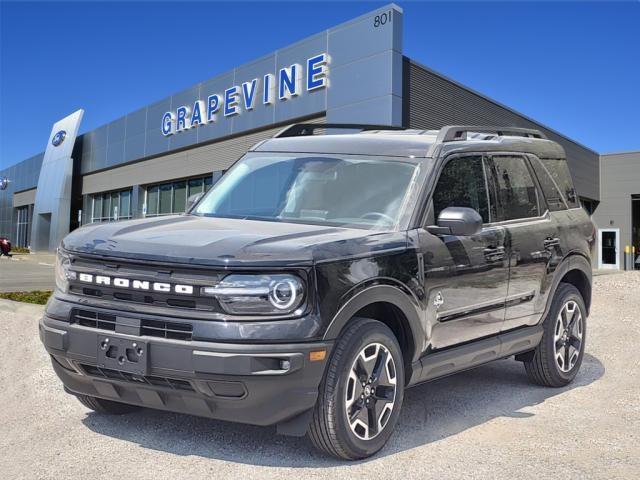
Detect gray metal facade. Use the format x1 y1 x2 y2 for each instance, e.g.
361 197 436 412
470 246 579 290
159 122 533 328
404 60 600 203
77 4 403 177
0 3 605 254
31 110 84 252
0 153 43 244
592 151 640 267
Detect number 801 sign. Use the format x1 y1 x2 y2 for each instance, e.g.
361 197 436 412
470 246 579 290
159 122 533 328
373 10 392 28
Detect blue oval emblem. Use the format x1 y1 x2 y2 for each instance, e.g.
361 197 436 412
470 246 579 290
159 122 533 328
0 176 9 191
52 130 67 147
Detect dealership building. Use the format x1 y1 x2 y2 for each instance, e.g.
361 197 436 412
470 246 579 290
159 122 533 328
1 4 629 268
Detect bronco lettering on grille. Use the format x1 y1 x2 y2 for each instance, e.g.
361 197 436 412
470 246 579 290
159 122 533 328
76 273 195 295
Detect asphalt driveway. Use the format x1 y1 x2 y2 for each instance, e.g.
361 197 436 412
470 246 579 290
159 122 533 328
0 254 55 292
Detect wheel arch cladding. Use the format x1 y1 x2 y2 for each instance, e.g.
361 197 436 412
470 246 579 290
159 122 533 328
565 253 592 313
547 254 592 317
323 284 423 367
560 268 591 314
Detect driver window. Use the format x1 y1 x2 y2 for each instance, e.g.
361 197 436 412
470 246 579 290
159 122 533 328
432 156 490 223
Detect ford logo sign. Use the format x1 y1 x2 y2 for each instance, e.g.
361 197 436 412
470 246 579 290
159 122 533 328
0 176 9 191
52 130 67 147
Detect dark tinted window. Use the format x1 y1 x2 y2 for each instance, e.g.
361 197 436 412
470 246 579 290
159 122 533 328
433 156 489 223
541 158 580 209
529 156 567 211
488 156 540 221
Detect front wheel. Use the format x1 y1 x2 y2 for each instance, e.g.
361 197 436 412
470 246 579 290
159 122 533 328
524 283 587 387
308 317 405 460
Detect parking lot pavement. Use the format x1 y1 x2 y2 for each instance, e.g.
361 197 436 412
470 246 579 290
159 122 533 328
1 273 639 480
0 254 55 292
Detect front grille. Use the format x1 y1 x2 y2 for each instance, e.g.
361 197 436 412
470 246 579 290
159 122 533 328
66 255 226 312
80 364 194 391
140 318 192 341
69 283 207 310
73 309 116 331
71 309 193 341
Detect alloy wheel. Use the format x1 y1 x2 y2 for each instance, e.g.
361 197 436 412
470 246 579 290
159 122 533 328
553 300 583 373
345 342 397 441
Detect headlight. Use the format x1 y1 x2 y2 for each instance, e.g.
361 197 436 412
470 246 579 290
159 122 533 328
202 274 305 315
55 250 76 293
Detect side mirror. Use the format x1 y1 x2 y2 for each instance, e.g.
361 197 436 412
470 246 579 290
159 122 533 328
186 192 205 212
427 207 483 236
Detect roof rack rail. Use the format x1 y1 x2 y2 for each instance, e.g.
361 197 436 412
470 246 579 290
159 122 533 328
274 123 406 138
436 125 547 143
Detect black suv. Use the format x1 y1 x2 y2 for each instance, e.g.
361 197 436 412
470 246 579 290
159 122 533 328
40 124 594 459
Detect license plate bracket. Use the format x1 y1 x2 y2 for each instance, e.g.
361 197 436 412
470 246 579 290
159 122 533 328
97 335 148 375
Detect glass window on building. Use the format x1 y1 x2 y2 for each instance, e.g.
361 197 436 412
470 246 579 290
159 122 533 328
91 188 133 223
147 186 159 216
15 205 32 248
145 174 215 217
173 181 187 214
159 184 172 215
120 190 131 219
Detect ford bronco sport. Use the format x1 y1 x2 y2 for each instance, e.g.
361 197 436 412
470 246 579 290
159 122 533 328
40 124 594 459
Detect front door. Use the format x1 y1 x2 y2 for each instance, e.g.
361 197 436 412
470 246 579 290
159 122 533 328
599 228 620 269
419 154 509 350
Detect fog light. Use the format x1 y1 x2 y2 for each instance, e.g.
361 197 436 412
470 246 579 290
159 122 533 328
280 360 291 370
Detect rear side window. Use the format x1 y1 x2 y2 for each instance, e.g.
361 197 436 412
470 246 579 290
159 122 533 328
540 158 580 209
486 156 540 222
432 155 490 223
529 156 568 211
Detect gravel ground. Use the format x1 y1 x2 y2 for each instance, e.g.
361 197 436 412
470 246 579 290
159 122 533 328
1 273 639 479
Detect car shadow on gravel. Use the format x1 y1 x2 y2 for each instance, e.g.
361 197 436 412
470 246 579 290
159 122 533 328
81 353 604 467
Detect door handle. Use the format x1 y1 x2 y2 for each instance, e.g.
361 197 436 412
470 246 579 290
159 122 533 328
544 237 560 249
484 245 505 261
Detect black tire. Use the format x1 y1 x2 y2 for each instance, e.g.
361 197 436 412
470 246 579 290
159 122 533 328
524 283 587 387
308 317 405 460
75 394 141 414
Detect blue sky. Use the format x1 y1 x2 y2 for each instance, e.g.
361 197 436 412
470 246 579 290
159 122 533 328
0 1 639 169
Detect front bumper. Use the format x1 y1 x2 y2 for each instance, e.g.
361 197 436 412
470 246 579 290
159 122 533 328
39 315 332 431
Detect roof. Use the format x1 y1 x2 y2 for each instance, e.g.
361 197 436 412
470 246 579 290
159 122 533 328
601 150 640 157
251 125 567 159
252 130 438 158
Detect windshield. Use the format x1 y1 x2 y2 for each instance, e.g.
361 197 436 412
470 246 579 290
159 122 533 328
194 153 419 230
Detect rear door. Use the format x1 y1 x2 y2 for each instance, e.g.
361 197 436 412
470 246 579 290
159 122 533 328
484 154 563 331
419 154 509 349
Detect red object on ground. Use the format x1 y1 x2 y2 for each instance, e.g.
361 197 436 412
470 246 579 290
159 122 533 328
0 237 11 256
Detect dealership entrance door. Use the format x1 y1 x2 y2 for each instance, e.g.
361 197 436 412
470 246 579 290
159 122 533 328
598 229 619 269
632 196 640 270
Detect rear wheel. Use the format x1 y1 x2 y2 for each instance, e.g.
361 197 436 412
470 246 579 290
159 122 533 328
308 317 404 460
75 394 141 414
524 283 586 387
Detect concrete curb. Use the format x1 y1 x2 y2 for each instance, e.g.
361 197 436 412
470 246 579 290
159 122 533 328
0 298 45 315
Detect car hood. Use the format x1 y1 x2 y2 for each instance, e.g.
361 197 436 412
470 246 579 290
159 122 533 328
62 215 408 267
